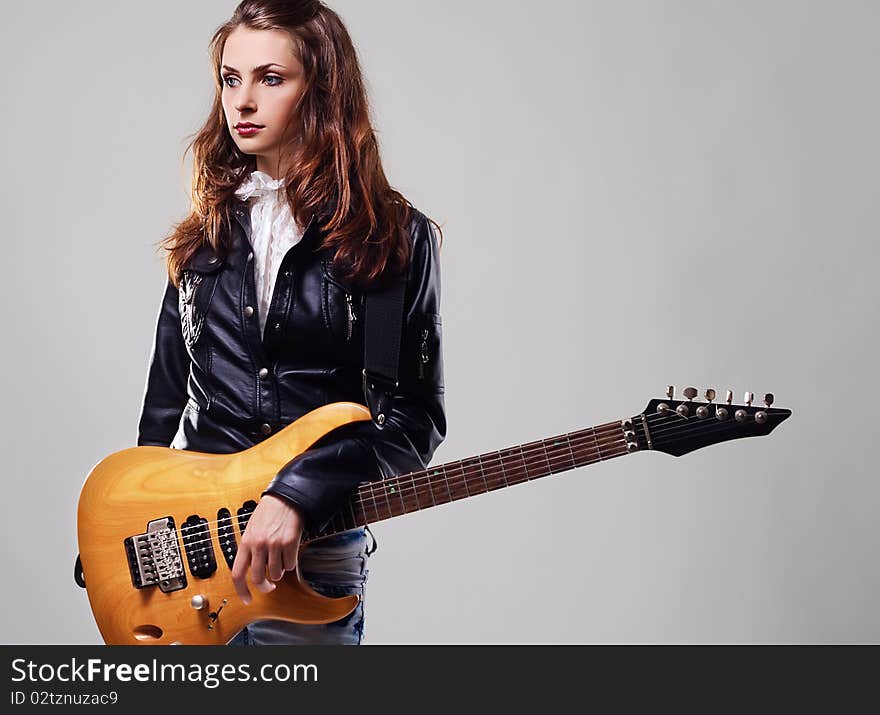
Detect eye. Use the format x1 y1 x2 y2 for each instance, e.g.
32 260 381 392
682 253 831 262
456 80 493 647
221 75 283 88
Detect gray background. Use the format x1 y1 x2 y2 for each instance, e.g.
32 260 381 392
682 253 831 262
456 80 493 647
1 0 876 644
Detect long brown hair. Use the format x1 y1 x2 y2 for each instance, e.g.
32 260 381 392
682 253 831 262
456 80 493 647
159 0 442 289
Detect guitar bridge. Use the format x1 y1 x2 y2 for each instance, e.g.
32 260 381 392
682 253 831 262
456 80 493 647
124 517 187 593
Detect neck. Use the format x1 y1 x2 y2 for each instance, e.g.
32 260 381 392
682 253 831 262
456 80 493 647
302 418 631 542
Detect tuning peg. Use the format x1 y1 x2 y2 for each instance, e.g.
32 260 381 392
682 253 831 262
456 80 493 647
744 391 754 406
725 390 733 405
763 393 774 408
683 387 698 401
666 385 674 399
705 389 716 403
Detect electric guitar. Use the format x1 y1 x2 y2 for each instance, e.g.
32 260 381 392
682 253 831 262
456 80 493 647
76 386 790 645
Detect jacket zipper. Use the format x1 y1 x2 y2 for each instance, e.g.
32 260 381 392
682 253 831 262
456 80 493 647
418 328 429 379
345 293 357 341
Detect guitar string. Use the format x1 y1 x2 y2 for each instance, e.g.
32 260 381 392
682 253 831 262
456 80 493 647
164 407 767 555
159 422 630 552
160 408 762 553
161 409 753 553
365 408 766 501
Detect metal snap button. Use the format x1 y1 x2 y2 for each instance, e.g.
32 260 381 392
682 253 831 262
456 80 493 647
259 367 269 378
244 306 254 317
260 423 273 435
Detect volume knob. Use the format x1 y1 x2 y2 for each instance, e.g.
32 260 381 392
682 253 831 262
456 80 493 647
191 595 208 610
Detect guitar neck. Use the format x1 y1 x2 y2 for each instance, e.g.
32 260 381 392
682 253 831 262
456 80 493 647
304 417 632 541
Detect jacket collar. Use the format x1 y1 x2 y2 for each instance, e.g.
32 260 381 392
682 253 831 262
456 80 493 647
231 197 321 248
185 199 323 273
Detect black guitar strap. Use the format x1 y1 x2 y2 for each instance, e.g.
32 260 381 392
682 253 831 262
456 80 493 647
362 271 407 430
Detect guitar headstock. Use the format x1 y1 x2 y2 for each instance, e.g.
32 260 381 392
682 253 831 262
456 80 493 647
627 386 791 457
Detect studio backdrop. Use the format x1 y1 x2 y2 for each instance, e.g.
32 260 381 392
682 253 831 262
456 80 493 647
1 0 877 643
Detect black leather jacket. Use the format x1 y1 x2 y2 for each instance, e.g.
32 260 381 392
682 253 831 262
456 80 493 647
136 198 446 533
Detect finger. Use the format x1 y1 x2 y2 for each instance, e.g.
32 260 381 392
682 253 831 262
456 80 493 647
281 543 299 574
249 546 276 594
230 546 253 605
267 545 284 582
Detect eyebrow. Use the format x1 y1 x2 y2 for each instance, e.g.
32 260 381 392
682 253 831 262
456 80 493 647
221 63 287 74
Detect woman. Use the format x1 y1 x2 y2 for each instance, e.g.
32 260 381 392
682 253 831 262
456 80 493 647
136 0 446 645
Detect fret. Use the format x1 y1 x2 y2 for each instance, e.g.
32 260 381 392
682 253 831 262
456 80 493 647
569 428 594 466
498 449 510 488
500 447 528 485
520 440 548 478
475 454 490 494
482 450 506 491
380 478 395 517
564 433 578 470
540 438 554 476
546 436 575 473
424 468 438 507
366 481 384 522
459 457 474 498
518 445 532 482
388 478 407 515
400 473 420 513
441 463 455 503
424 467 444 506
409 472 422 511
591 427 604 461
566 429 583 465
447 459 471 501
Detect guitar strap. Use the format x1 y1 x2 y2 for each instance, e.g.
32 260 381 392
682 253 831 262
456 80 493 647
358 274 406 556
362 270 407 430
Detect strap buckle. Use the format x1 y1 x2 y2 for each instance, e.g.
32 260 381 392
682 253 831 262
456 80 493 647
362 368 398 428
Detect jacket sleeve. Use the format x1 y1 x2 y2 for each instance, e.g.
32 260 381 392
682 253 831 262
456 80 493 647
136 277 190 447
263 211 447 532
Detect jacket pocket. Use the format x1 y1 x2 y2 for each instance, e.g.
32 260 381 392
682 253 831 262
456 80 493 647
178 269 219 350
321 258 363 344
411 313 444 392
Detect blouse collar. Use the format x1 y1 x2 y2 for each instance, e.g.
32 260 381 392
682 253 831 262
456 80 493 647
234 170 285 201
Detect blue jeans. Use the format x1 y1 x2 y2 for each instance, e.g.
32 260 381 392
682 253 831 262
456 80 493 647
227 527 370 646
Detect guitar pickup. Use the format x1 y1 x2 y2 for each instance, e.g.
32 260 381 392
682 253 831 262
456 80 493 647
181 515 217 579
217 508 237 570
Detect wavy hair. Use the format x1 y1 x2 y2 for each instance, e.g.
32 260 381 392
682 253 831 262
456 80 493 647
159 0 442 289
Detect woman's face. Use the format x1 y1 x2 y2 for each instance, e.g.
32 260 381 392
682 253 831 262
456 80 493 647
220 27 306 178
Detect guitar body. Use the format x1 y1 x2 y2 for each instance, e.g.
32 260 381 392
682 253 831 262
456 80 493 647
77 401 373 645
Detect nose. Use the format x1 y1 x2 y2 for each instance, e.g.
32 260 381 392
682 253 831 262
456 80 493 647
234 81 257 115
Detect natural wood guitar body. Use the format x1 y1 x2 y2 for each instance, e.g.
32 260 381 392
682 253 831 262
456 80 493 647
77 402 373 645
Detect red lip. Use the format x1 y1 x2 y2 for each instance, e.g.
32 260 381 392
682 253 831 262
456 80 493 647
235 124 264 136
235 122 263 129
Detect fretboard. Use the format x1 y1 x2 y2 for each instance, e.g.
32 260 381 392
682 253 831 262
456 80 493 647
304 418 630 542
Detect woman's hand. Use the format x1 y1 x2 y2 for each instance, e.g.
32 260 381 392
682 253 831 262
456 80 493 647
230 493 306 605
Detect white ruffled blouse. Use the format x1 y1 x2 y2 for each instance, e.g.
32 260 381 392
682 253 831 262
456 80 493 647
234 170 304 336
